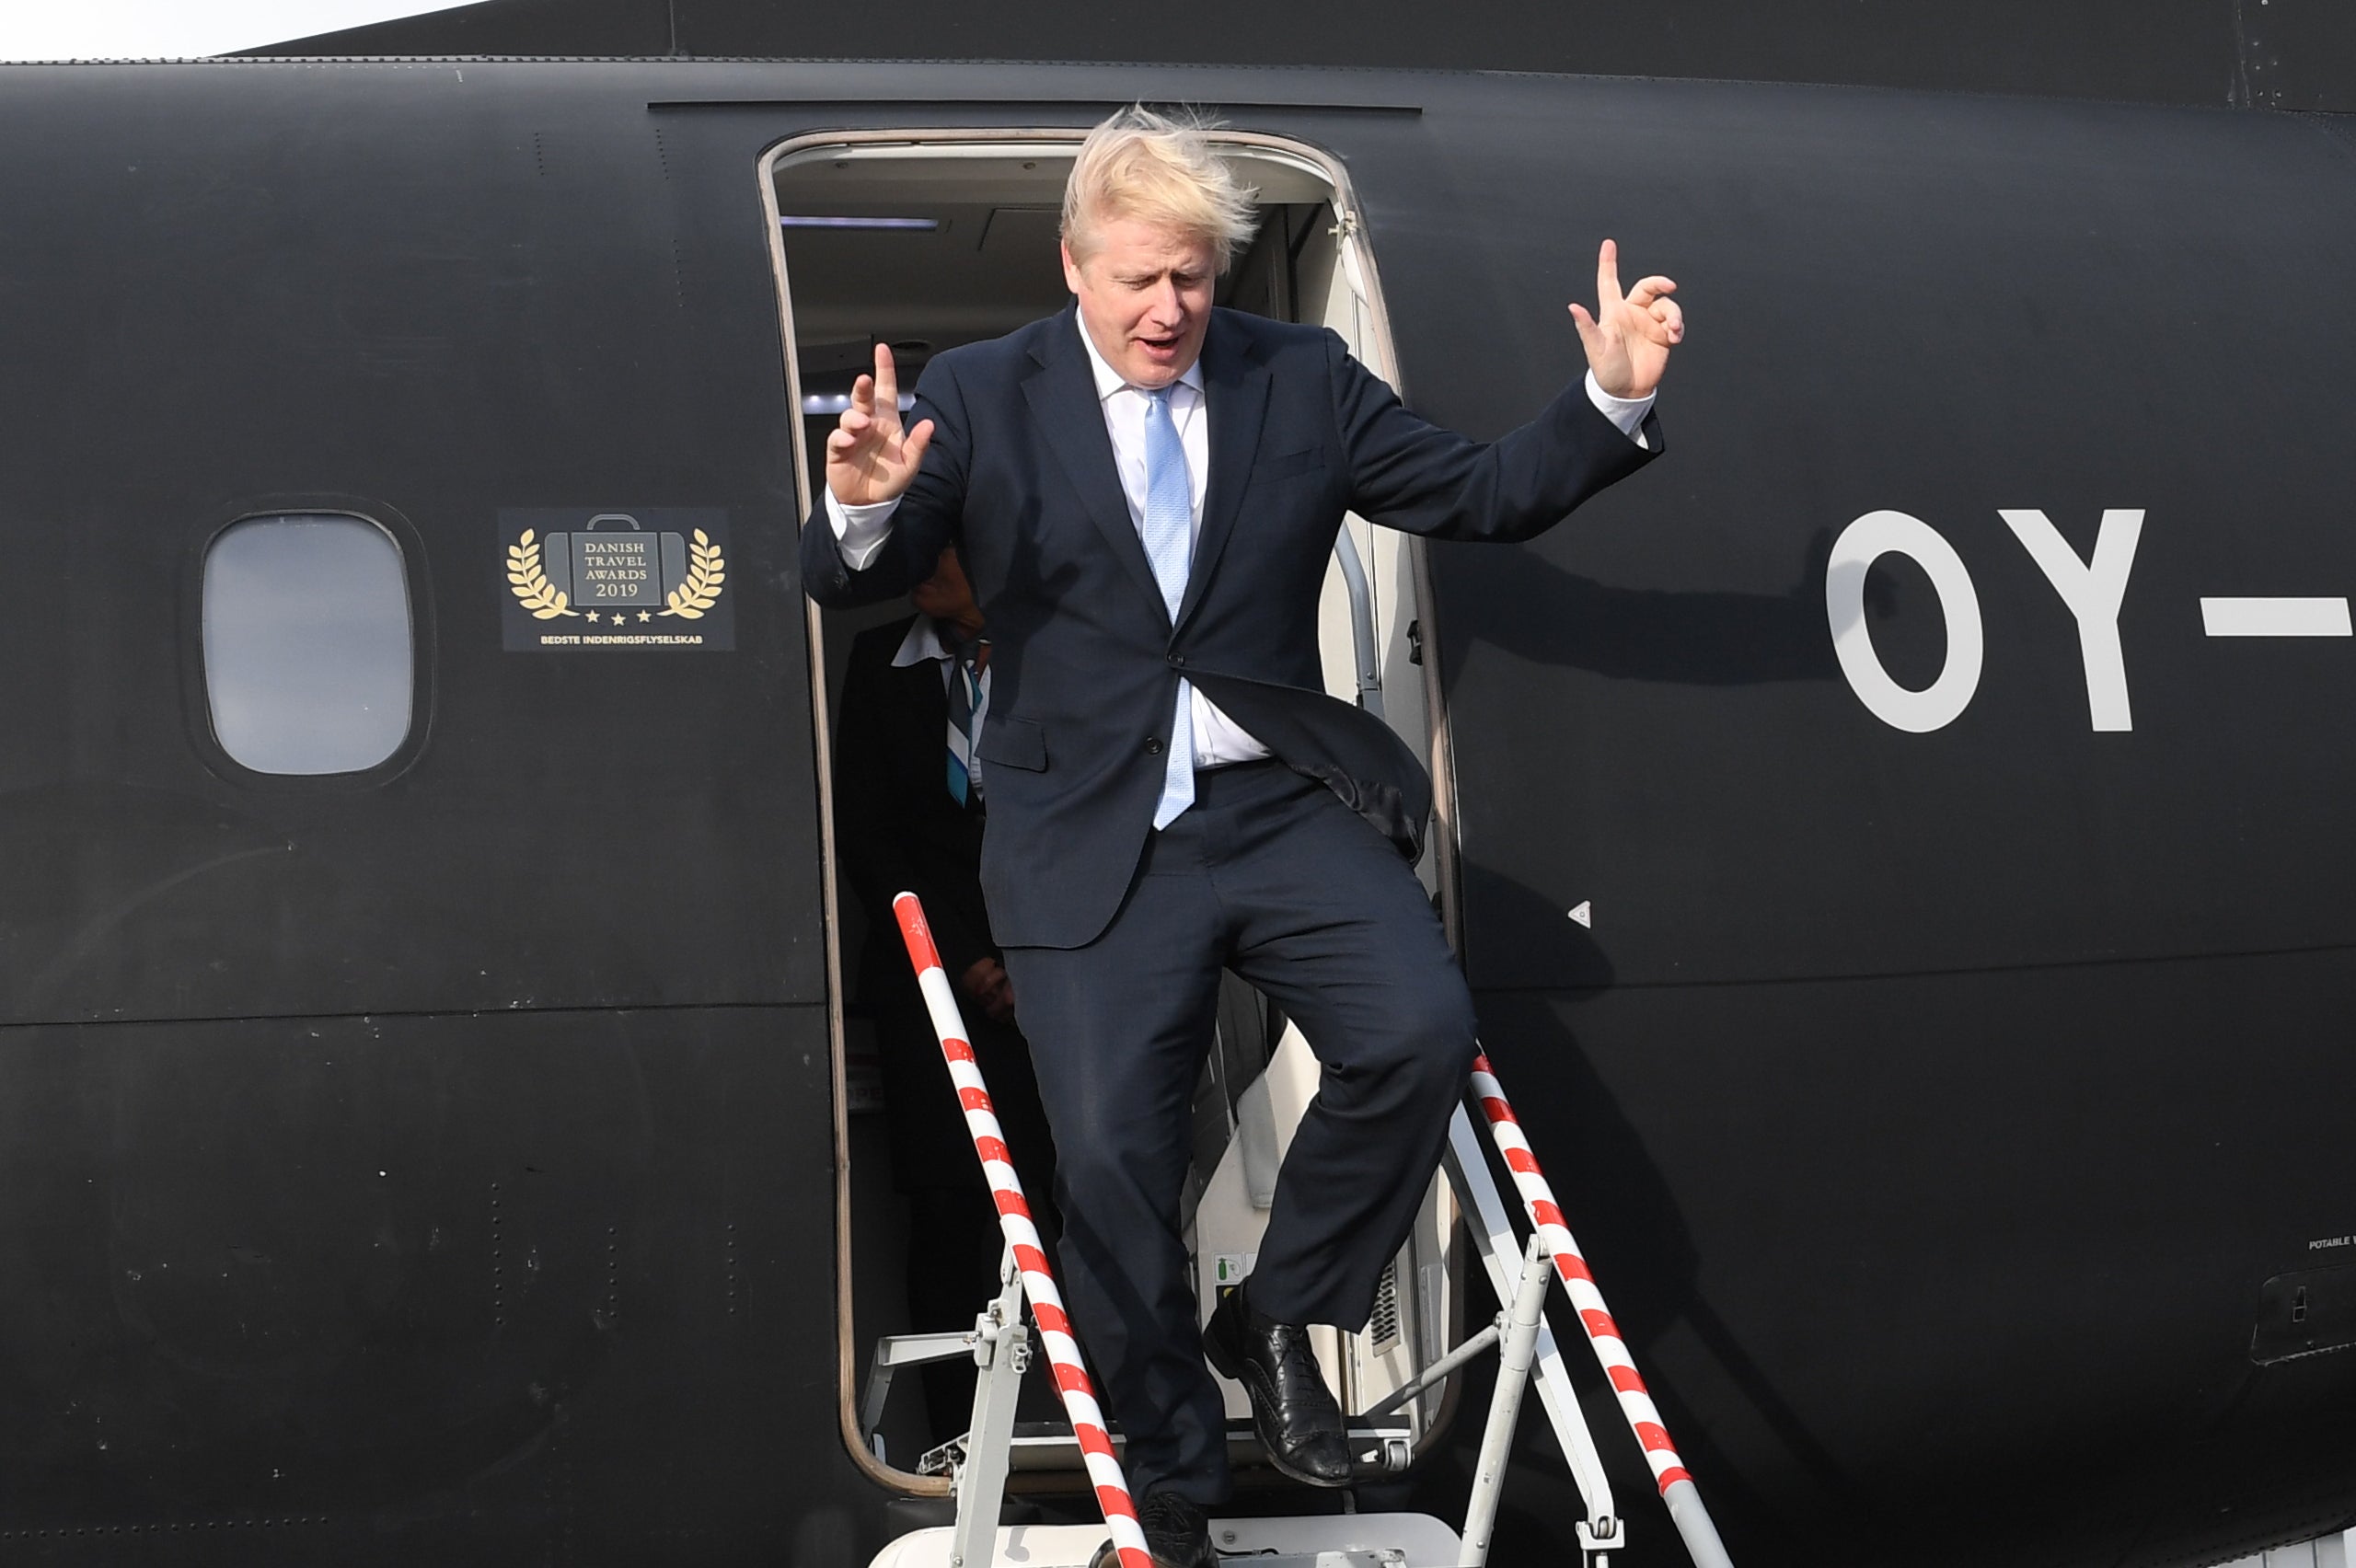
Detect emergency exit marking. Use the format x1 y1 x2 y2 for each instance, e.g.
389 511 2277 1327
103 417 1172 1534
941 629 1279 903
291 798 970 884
1567 902 1592 928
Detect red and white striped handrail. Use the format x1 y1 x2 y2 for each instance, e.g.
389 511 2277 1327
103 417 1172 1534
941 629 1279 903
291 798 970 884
1468 1053 1734 1568
894 892 1153 1568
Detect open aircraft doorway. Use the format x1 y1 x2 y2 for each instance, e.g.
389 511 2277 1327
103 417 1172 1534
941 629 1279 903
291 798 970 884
760 128 1469 1499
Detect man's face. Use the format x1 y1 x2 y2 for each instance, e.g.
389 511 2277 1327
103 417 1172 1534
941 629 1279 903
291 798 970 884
1062 217 1218 388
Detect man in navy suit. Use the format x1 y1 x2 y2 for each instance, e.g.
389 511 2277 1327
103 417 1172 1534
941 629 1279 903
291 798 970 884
803 106 1681 1567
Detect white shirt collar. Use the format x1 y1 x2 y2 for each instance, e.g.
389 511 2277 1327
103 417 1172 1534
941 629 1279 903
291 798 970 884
1073 308 1207 404
891 616 954 668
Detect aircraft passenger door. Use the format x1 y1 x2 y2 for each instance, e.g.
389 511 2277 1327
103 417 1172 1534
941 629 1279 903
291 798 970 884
761 125 1462 1483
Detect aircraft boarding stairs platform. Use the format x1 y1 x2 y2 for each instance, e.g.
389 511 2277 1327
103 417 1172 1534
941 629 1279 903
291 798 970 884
864 897 1736 1568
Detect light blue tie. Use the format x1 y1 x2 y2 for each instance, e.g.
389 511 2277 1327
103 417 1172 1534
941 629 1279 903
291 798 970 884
1141 387 1195 828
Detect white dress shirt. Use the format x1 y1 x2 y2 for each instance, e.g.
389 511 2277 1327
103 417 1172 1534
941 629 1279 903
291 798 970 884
826 321 1655 765
892 615 990 726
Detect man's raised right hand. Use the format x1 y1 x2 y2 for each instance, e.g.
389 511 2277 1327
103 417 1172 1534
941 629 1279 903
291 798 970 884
826 343 935 506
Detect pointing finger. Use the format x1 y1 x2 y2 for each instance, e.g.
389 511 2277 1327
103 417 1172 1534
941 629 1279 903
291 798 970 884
872 342 899 409
1596 238 1623 310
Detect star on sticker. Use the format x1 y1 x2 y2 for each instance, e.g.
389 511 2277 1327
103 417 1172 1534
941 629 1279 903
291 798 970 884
638 610 653 622
585 612 602 623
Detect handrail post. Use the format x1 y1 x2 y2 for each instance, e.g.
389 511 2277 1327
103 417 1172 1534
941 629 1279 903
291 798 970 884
1331 525 1385 718
1467 1054 1736 1568
948 1251 1029 1568
1443 1111 1619 1534
1458 1234 1556 1566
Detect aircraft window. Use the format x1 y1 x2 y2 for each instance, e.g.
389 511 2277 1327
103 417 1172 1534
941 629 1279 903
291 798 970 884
201 513 414 775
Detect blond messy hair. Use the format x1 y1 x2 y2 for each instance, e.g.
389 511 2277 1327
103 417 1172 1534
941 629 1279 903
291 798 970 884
1061 105 1260 272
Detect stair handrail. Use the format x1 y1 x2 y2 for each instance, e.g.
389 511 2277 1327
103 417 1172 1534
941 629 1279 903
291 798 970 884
894 891 1154 1568
1468 1052 1737 1568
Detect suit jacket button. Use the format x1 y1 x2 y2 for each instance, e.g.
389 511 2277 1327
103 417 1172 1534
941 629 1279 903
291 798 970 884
1146 738 1164 755
1169 653 1185 667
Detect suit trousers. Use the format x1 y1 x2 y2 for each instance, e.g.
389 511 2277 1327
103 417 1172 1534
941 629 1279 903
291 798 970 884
1000 761 1478 1503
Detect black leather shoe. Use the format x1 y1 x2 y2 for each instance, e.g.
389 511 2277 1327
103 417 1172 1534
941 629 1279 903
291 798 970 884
1089 1490 1218 1568
1202 1284 1353 1488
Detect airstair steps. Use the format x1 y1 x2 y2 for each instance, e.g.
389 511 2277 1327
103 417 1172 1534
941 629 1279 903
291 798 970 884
884 894 1735 1568
867 1511 1461 1567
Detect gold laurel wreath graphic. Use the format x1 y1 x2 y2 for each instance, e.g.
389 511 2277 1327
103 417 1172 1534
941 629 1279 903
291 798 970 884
506 529 578 619
660 529 726 619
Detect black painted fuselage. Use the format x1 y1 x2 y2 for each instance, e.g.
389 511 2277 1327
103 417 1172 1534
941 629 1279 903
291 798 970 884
0 48 2350 1568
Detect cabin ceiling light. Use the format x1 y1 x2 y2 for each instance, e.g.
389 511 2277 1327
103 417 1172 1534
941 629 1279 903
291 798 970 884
803 393 918 415
778 215 940 231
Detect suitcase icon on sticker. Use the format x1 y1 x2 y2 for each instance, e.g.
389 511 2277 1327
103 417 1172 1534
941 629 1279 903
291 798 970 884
537 514 688 610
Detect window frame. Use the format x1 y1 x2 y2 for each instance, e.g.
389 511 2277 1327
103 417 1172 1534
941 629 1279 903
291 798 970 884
181 495 437 791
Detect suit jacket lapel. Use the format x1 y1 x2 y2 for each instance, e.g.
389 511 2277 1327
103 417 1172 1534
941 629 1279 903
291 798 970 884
1178 311 1270 631
1022 311 1167 622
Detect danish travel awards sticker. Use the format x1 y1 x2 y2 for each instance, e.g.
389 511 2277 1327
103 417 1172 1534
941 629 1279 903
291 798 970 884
500 509 734 651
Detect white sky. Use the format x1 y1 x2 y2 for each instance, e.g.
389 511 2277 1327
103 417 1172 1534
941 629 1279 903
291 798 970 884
0 1 484 62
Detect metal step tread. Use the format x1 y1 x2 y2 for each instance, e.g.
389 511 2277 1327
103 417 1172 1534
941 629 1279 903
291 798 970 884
867 1511 1461 1568
987 1421 1414 1474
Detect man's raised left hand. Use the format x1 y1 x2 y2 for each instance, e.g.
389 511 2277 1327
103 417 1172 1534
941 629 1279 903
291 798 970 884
1570 238 1682 400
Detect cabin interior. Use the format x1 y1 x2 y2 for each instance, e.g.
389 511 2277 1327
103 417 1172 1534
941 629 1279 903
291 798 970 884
766 134 1457 1492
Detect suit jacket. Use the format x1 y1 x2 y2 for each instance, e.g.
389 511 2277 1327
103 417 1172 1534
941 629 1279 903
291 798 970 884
803 306 1662 950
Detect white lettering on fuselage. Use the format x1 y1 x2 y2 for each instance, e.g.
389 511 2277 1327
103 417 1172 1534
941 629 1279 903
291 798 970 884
1830 508 2150 733
1826 510 1985 733
2000 509 2144 732
2202 598 2353 637
2311 1235 2353 1251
